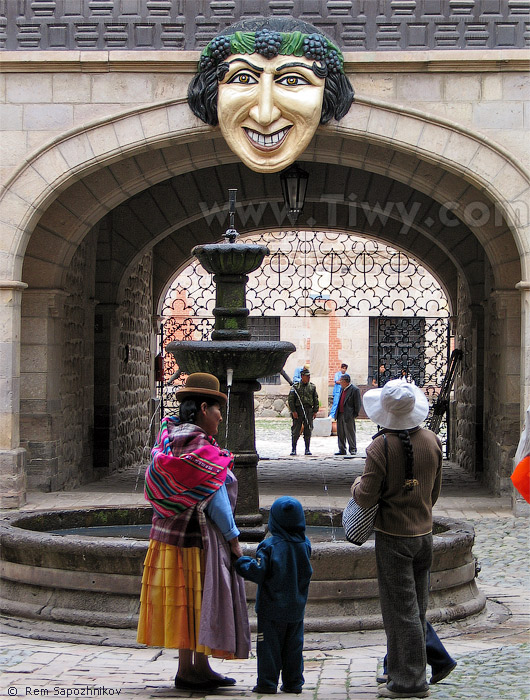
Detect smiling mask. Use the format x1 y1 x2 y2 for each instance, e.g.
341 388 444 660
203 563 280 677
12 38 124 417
188 19 354 173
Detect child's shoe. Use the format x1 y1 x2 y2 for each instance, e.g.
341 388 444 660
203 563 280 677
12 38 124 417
280 685 302 694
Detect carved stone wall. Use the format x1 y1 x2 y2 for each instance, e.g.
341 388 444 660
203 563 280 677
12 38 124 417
116 253 153 470
453 276 477 477
1 1 527 51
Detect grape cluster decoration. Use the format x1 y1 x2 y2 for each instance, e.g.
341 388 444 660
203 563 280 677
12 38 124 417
199 30 344 75
208 35 232 62
302 33 327 61
254 29 283 58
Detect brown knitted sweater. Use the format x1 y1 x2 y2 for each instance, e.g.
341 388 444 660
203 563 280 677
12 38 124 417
353 427 442 537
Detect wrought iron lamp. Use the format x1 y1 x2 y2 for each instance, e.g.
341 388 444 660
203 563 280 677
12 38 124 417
280 163 309 225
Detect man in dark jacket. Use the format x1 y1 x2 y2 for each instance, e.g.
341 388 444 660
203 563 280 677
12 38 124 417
235 497 312 695
288 368 319 456
335 373 361 456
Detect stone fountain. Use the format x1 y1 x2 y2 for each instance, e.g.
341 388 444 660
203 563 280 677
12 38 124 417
165 191 295 538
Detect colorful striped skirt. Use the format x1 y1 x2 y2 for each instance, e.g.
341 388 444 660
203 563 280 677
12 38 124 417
137 539 223 655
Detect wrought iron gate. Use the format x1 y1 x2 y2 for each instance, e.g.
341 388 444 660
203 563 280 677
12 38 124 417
158 233 450 439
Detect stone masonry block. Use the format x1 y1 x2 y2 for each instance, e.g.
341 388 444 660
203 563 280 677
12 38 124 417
0 105 23 130
468 146 507 182
91 74 154 104
391 114 424 149
493 164 529 201
502 73 530 101
166 102 203 133
139 107 171 144
108 158 143 191
349 73 396 99
23 104 74 131
339 102 370 133
482 74 502 100
443 131 480 168
82 169 127 210
418 123 451 160
85 123 122 162
30 146 70 189
6 74 52 103
427 103 473 127
22 258 64 289
0 131 27 167
152 73 190 101
367 109 398 141
20 414 53 442
52 73 92 103
58 132 96 170
396 74 443 102
473 102 524 130
114 115 146 152
444 74 481 102
21 372 47 399
21 344 48 373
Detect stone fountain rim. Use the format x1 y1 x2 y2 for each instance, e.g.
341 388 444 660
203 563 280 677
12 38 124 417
0 506 475 555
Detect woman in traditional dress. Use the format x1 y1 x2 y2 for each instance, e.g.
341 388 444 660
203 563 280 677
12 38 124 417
137 373 250 692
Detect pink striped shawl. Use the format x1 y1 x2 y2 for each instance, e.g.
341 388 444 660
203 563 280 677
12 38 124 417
145 417 234 519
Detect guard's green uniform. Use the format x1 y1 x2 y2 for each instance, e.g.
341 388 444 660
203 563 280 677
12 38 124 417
288 381 319 455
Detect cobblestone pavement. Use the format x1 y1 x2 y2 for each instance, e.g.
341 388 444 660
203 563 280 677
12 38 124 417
0 421 528 699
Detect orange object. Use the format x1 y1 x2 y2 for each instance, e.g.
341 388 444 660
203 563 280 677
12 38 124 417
511 454 530 503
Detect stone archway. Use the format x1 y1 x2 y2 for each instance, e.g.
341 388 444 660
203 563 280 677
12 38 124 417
0 98 527 505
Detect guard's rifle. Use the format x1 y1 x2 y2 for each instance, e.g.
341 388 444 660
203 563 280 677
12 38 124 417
427 348 463 434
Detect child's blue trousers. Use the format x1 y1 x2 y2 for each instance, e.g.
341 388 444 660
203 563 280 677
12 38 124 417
256 617 305 692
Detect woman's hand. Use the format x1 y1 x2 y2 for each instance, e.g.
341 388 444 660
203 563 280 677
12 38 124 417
229 537 243 559
351 475 362 496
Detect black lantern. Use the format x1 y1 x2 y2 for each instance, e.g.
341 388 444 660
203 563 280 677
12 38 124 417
280 163 309 226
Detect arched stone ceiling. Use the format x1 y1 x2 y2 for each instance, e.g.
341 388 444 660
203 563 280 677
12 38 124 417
21 130 519 314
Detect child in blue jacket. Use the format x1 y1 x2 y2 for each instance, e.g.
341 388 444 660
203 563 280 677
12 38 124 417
235 496 313 695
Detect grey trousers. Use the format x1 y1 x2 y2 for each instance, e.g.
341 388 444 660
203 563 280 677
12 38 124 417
375 531 432 694
336 413 357 453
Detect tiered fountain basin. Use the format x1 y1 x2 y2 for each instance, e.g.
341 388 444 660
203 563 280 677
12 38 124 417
0 507 485 632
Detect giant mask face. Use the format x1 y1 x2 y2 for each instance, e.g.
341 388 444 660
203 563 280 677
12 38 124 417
188 21 354 173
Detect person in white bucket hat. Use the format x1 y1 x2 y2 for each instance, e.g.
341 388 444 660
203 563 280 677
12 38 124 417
351 378 443 699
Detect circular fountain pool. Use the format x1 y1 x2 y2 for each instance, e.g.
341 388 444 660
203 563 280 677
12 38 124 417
0 506 485 632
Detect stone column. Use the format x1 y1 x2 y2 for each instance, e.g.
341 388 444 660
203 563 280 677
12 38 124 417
20 288 68 492
0 281 28 507
484 289 521 495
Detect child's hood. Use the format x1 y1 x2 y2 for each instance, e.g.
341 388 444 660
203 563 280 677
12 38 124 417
268 496 306 542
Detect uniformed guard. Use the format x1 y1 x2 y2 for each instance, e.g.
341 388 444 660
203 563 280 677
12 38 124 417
288 368 319 456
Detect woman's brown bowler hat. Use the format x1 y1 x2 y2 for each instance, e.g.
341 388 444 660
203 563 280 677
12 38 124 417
174 372 227 405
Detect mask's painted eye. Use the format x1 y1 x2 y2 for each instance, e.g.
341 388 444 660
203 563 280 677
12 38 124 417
227 71 259 85
276 74 311 87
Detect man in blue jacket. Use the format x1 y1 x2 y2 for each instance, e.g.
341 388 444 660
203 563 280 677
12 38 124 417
235 497 313 695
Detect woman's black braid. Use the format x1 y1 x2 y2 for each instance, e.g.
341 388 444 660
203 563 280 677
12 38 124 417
254 29 282 58
397 430 418 491
303 33 328 61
